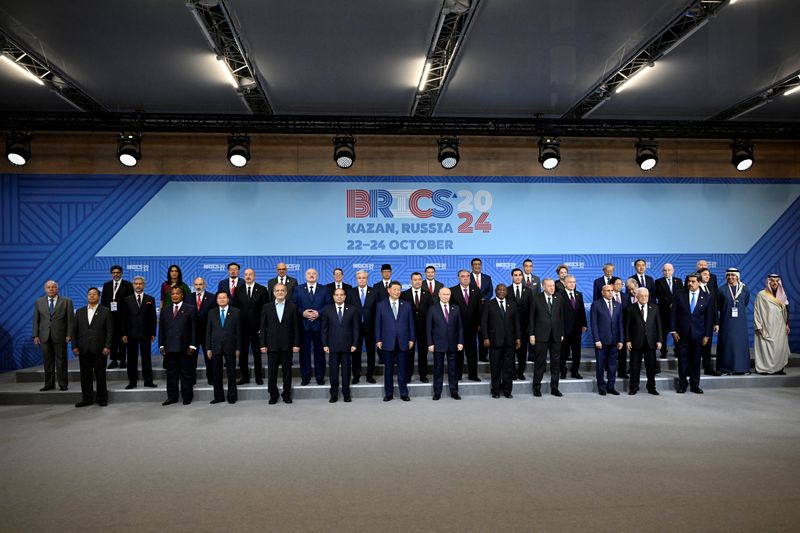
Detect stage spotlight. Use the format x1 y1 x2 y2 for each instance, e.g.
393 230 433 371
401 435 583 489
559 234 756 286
5 131 31 166
731 139 754 172
333 136 356 169
438 137 460 169
117 133 141 167
635 139 658 171
227 134 250 168
538 137 561 170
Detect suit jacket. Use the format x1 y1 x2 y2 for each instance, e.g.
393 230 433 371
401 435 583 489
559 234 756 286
421 279 445 300
374 298 415 351
32 295 74 343
590 298 623 345
628 274 656 296
158 302 197 353
186 291 217 343
522 274 541 295
347 285 377 326
481 299 520 348
508 283 533 334
372 280 393 302
71 305 113 355
292 284 333 332
100 279 134 319
217 277 245 301
671 289 714 340
401 287 433 340
320 304 360 352
625 302 662 350
654 277 683 317
449 284 482 331
592 276 615 303
259 301 302 351
121 292 157 339
469 272 493 302
529 292 566 341
267 275 299 300
233 283 269 332
426 302 463 352
206 306 241 355
325 282 353 297
561 290 588 335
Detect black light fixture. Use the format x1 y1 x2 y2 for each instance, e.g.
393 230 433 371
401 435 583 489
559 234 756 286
227 134 251 168
438 136 460 169
333 136 356 169
5 131 31 166
538 137 561 170
731 139 754 171
635 139 658 171
117 133 141 167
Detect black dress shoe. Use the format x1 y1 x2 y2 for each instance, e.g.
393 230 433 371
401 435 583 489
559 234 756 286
124 384 136 390
450 392 461 400
560 371 567 380
351 377 360 385
647 389 660 396
74 400 93 408
228 399 236 404
479 357 488 362
40 385 55 392
237 378 250 385
599 389 607 396
144 382 157 388
516 374 526 380
628 389 638 395
182 399 192 405
433 393 441 400
401 395 410 401
162 399 177 406
108 360 119 369
256 378 264 385
551 389 563 397
119 361 127 369
420 376 429 383
344 396 352 402
97 401 108 407
607 388 620 395
383 395 393 402
207 379 213 386
366 376 377 384
533 388 542 397
660 353 668 359
690 387 704 394
284 398 293 404
210 399 224 404
301 379 310 386
571 372 583 380
469 377 481 382
655 368 662 375
492 393 500 398
58 386 68 391
317 379 325 385
618 372 630 379
704 369 721 376
504 393 513 399
676 386 686 394
268 397 278 405
329 396 338 403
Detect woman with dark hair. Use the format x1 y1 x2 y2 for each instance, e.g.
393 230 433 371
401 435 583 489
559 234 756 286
160 264 190 309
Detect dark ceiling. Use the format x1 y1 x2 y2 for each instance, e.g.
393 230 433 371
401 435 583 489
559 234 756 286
0 0 798 127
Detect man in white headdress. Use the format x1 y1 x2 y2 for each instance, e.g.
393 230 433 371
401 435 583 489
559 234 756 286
714 268 751 374
753 274 791 375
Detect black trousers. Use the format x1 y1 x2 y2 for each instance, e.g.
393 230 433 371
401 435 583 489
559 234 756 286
489 345 514 396
329 351 352 398
109 313 125 362
407 334 429 379
560 329 582 376
239 326 264 381
164 352 193 402
78 352 108 403
515 328 529 377
677 336 703 389
126 337 153 385
630 347 657 392
532 334 560 390
41 339 68 388
268 350 293 400
617 344 629 374
210 352 237 402
356 322 376 379
432 350 458 395
457 326 479 380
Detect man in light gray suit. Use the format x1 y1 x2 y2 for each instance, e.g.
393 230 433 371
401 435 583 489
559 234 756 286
32 280 74 391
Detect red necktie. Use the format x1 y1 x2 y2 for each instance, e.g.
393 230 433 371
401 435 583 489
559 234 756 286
463 288 469 305
197 293 201 309
429 281 434 294
230 280 236 296
475 275 480 289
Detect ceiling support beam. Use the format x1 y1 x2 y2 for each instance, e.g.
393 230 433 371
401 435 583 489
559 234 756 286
712 69 800 121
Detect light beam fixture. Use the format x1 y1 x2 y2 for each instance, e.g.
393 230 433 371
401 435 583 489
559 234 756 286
731 139 754 171
437 136 459 169
538 137 561 170
117 133 141 167
635 139 658 171
227 134 250 167
333 136 356 169
5 131 31 166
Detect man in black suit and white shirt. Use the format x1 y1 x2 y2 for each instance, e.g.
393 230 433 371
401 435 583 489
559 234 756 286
560 275 588 380
260 283 301 404
71 287 113 407
628 258 656 297
32 280 74 391
654 263 683 359
449 270 482 382
625 287 662 395
188 277 217 385
401 272 433 382
522 259 542 295
159 287 197 406
321 288 360 402
233 268 269 385
217 262 244 301
101 265 133 369
121 276 157 389
206 291 241 404
348 270 378 384
422 265 445 300
482 284 520 398
267 262 299 300
372 263 394 302
508 268 532 380
529 278 566 397
325 267 353 297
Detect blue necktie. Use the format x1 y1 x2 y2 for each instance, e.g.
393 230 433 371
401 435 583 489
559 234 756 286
220 309 225 327
690 292 696 313
48 298 54 317
360 288 365 306
338 306 343 323
392 301 398 319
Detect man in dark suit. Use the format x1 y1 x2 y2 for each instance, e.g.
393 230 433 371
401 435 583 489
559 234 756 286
422 265 445 300
590 284 624 395
482 284 520 398
694 259 719 289
628 258 656 298
449 270 482 382
159 286 197 406
617 277 640 379
529 278 566 397
372 263 394 302
375 281 415 401
206 291 241 404
560 275 588 380
348 270 378 384
671 273 714 394
697 267 721 376
325 267 353 297
401 272 433 382
654 263 683 359
120 276 157 389
625 287 662 395
267 262 299 300
321 288 360 402
508 269 532 380
187 277 217 385
426 287 463 400
217 262 244 301
260 283 301 404
101 265 134 369
32 280 74 391
522 259 542 295
593 263 616 302
469 258 493 362
71 287 113 407
233 268 269 385
292 268 333 385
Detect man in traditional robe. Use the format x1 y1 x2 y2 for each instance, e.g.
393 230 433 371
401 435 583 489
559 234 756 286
714 268 751 375
754 274 791 375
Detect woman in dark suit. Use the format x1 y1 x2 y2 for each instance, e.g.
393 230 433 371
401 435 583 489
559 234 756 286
160 264 190 310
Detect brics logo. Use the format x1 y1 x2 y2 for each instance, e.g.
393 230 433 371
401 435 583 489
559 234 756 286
346 188 455 219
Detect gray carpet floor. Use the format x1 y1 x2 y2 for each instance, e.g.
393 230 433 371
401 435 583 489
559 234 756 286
1 388 799 533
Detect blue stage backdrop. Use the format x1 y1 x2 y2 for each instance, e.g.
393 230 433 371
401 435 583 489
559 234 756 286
1 174 798 371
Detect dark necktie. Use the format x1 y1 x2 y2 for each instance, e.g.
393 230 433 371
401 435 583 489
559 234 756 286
547 296 552 313
173 304 178 318
248 286 252 298
138 294 142 307
500 300 505 314
309 285 314 297
338 306 343 323
48 298 54 317
463 288 469 305
607 300 613 316
640 304 645 317
516 286 521 301
640 275 645 287
569 292 575 309
414 290 419 307
443 305 449 323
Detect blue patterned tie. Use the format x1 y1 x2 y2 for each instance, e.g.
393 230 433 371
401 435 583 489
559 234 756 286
690 292 696 313
360 288 365 306
220 309 225 327
48 298 54 317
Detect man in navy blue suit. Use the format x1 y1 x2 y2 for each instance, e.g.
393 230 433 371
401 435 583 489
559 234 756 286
375 281 415 402
293 268 333 386
593 263 615 302
590 284 624 395
671 273 714 394
426 287 463 400
470 258 493 363
217 262 244 301
628 259 656 297
321 288 360 403
348 270 378 384
159 287 197 406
